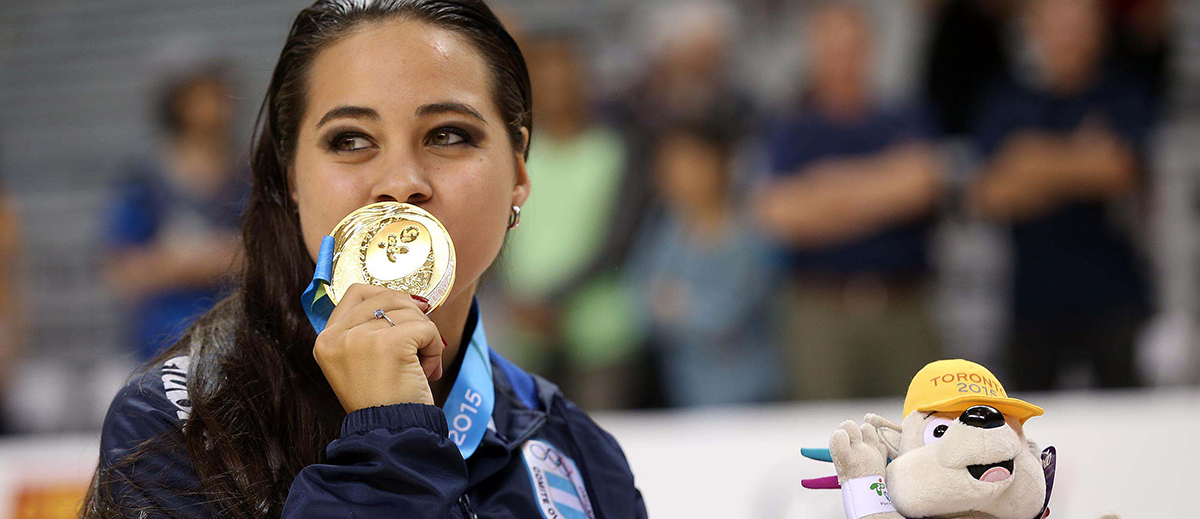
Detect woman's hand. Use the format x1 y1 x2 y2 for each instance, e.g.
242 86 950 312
314 283 445 411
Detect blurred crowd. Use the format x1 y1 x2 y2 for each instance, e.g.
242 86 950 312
486 0 1175 410
0 0 1186 424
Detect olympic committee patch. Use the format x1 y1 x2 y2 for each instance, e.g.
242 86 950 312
521 439 596 519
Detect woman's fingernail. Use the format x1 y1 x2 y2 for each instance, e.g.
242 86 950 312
410 294 429 304
441 336 448 347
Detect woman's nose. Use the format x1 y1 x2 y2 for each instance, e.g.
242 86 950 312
369 158 432 205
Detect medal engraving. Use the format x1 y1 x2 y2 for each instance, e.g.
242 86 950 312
378 226 421 261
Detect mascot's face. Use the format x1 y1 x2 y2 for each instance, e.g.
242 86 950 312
881 406 1045 519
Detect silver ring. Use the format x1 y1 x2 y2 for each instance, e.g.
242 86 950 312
373 308 395 326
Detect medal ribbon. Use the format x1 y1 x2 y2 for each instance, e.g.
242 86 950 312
301 238 494 459
443 311 495 459
302 235 337 333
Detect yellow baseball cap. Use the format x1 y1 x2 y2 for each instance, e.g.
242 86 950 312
902 359 1044 424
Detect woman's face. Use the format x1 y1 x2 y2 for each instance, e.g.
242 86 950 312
291 18 530 307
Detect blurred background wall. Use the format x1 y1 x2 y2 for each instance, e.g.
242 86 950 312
0 0 1197 516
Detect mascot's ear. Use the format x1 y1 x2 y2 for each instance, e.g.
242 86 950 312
863 413 902 459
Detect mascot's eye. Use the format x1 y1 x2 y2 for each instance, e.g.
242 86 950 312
923 417 955 445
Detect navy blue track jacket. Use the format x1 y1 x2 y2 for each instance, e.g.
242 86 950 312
97 311 649 518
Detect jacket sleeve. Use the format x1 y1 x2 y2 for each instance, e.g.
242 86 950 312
97 363 469 518
281 404 469 518
95 370 208 517
596 429 649 519
559 398 650 519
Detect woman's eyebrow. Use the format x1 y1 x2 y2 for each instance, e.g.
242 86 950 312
316 105 380 128
415 102 488 125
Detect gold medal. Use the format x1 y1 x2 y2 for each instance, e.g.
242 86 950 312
326 202 456 313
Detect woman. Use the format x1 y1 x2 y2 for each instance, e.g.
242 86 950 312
83 1 647 518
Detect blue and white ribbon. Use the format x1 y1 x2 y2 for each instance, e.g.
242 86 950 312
442 316 494 459
302 235 337 333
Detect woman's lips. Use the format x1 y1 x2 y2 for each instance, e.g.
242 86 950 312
967 459 1015 483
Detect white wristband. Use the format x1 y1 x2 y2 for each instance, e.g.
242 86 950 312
841 476 896 519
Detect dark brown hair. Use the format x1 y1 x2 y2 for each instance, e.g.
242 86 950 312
157 61 234 137
83 1 531 517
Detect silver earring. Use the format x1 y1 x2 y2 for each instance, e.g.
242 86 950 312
507 205 521 229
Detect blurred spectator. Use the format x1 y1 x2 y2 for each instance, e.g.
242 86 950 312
755 3 943 400
627 124 782 407
918 0 1019 135
105 62 245 361
501 34 642 410
599 1 758 409
0 186 19 434
969 0 1152 390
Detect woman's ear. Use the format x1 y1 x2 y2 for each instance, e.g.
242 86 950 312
512 127 532 207
286 163 300 206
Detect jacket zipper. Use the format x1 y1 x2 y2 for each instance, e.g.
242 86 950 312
458 494 478 519
457 394 549 518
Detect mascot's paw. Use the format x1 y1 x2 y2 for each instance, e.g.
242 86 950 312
1094 514 1120 519
830 420 889 481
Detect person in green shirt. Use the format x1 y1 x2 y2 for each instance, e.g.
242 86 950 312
494 33 644 410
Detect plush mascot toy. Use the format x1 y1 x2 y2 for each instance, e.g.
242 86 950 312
801 359 1118 519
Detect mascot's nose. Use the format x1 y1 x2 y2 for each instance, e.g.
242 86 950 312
958 405 1005 429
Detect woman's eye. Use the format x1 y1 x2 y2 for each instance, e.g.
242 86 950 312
923 417 954 445
427 128 468 147
331 134 372 152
